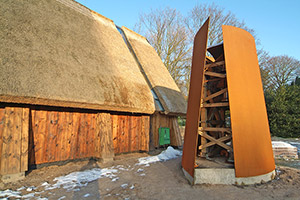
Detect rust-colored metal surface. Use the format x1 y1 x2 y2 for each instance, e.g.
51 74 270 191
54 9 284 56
222 25 275 177
182 18 209 177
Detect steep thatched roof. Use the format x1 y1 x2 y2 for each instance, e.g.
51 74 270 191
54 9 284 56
121 27 187 115
0 0 155 114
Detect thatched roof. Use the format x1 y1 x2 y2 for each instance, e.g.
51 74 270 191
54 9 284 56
121 27 187 115
0 0 155 114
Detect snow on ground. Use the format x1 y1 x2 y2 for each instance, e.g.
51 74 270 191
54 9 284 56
44 167 118 191
0 146 182 199
272 141 297 148
137 146 182 166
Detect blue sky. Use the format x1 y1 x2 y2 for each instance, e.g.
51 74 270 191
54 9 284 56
76 0 300 61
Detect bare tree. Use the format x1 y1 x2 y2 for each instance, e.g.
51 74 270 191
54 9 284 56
135 7 191 91
185 4 257 46
135 4 258 96
257 49 272 90
261 55 300 90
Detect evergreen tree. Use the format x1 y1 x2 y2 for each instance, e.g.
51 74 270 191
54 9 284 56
266 77 300 137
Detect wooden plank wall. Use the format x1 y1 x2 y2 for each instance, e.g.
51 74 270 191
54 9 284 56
0 107 29 175
0 104 151 173
28 109 150 165
150 113 182 148
29 109 101 165
111 115 150 154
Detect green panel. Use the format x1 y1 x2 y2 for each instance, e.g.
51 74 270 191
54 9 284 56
159 127 170 145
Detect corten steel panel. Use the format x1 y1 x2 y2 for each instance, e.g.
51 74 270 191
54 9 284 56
182 18 209 177
222 25 275 177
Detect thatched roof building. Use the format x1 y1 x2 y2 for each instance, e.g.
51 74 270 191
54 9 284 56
0 0 186 180
121 27 187 116
0 0 155 114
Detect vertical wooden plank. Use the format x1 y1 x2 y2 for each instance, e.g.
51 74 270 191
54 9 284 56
112 115 118 154
1 107 22 174
70 112 80 160
157 114 161 147
48 111 58 163
118 115 125 153
140 115 146 151
149 115 154 149
130 116 138 152
81 113 88 158
118 115 122 153
152 114 157 148
171 117 183 147
77 113 85 158
65 112 72 160
129 116 133 152
94 113 102 158
43 111 51 163
20 108 29 172
128 116 132 152
1 107 11 174
169 116 175 146
143 116 150 152
37 110 47 164
89 113 96 158
170 116 181 147
136 116 141 150
124 116 129 153
33 110 41 164
98 113 114 160
57 111 66 161
78 113 84 158
83 113 90 158
0 107 5 173
13 107 22 173
84 113 92 158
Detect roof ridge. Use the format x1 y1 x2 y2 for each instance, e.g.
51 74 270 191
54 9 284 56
121 26 149 43
56 0 114 24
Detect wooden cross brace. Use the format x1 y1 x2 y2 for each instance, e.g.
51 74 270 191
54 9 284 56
198 131 232 151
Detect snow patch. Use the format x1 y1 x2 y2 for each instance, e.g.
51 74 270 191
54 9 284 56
45 168 118 191
0 147 182 199
26 186 36 192
137 168 144 172
36 197 48 200
22 192 36 198
0 189 21 198
272 141 296 148
137 146 182 165
112 177 119 182
41 182 50 187
17 186 26 191
83 193 90 197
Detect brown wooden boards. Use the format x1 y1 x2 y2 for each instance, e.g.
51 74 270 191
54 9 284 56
0 107 29 175
20 108 29 172
0 107 4 173
98 113 114 160
0 105 151 169
150 113 181 148
222 25 275 177
182 18 209 177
